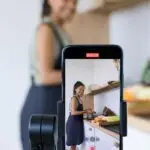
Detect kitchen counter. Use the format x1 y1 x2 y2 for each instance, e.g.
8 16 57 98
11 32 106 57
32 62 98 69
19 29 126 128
124 126 150 150
84 120 120 140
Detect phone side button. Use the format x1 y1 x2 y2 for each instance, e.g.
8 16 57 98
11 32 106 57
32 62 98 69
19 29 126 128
122 101 127 137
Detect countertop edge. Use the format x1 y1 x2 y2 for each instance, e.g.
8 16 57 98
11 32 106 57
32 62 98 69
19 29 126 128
84 120 120 140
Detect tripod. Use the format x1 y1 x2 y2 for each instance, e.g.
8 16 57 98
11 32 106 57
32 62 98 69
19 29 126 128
29 115 57 150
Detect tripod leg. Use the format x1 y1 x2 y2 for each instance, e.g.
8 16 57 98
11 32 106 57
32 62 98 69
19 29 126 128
42 145 55 150
31 145 42 150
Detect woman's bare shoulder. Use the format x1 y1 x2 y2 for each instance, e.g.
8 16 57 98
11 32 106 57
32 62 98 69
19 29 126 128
71 96 78 101
37 23 53 37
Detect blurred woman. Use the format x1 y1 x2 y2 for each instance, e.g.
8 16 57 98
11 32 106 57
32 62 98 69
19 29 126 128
66 81 93 150
20 0 77 150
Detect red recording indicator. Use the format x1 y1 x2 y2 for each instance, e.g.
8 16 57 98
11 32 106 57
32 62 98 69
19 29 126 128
86 53 100 58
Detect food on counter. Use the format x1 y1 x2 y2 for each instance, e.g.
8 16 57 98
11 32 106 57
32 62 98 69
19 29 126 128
91 115 120 126
94 116 106 121
124 89 136 102
124 85 150 101
124 59 150 102
103 116 120 122
91 116 107 124
128 101 150 116
91 120 96 124
136 88 150 100
94 116 101 122
96 122 100 126
124 84 150 115
124 59 150 116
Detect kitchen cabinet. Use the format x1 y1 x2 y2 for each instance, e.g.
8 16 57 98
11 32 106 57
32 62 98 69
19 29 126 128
94 128 119 150
83 123 95 150
83 122 120 150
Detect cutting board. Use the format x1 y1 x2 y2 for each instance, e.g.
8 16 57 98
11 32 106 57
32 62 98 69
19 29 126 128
128 113 150 133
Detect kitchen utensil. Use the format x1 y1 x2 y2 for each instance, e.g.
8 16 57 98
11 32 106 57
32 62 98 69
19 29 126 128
88 114 93 120
83 114 88 119
103 107 116 116
83 112 97 120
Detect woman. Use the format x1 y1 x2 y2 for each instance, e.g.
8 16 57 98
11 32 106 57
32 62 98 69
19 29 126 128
20 0 77 150
66 81 93 150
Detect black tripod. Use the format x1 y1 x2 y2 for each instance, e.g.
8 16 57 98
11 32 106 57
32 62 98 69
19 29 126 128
29 115 57 150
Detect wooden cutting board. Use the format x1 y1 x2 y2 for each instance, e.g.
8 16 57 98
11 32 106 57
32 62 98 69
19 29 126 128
128 113 150 133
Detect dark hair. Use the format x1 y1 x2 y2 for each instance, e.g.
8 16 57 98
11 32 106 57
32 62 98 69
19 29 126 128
41 0 51 18
73 81 85 95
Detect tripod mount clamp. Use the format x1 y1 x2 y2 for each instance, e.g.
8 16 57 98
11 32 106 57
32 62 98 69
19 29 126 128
29 115 57 150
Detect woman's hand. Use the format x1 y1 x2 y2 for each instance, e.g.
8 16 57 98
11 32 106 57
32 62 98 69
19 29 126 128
85 108 93 114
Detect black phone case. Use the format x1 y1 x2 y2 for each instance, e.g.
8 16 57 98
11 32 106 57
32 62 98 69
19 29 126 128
57 100 65 150
58 45 127 150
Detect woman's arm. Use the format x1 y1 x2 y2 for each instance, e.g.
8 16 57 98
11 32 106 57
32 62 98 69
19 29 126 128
71 97 87 115
36 24 62 85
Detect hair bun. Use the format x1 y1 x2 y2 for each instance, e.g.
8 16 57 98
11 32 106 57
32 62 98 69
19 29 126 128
41 0 51 18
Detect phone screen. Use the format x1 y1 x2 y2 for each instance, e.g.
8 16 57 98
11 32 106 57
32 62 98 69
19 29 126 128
62 45 124 150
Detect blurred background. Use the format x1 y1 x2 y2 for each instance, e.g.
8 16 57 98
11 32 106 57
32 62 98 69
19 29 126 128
0 0 149 150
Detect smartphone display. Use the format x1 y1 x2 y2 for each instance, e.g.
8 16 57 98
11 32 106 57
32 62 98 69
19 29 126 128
62 45 126 150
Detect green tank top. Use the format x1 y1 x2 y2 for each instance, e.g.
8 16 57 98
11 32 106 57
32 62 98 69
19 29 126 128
29 17 71 85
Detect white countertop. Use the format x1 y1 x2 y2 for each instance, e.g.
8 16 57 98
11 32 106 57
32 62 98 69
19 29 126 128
124 126 150 150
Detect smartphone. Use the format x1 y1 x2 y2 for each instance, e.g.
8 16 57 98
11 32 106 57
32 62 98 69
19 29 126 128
58 45 127 150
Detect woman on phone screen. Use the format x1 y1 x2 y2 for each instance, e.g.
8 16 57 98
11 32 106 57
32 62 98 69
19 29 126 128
20 0 77 150
66 81 93 150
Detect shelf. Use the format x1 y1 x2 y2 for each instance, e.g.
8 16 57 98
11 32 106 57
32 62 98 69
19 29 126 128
92 0 148 13
85 82 120 96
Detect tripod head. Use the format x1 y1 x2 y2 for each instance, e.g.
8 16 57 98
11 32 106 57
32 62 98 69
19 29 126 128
29 115 57 150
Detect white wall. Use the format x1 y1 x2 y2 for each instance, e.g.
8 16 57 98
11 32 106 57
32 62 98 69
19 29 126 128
0 0 41 150
109 1 150 83
93 59 119 85
94 89 120 115
93 60 120 115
